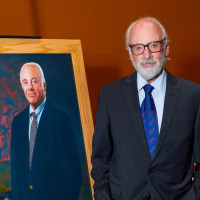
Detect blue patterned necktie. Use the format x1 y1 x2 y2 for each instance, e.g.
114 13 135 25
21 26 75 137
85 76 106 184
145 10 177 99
141 84 159 158
29 112 37 169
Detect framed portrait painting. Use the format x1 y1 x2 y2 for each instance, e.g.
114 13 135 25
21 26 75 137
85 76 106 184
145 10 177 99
0 39 94 199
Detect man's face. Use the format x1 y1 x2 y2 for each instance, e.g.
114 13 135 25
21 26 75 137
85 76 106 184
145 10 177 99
21 64 46 110
128 20 169 82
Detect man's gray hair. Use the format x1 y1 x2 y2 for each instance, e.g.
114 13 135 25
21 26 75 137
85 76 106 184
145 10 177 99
125 17 168 50
20 62 46 85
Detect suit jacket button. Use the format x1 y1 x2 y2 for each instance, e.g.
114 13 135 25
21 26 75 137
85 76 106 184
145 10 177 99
30 185 33 189
148 169 153 174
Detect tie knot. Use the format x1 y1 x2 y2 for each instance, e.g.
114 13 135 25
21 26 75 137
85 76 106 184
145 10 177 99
31 112 37 120
143 84 154 94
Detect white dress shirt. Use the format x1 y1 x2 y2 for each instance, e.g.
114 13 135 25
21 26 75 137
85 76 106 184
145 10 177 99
137 70 167 132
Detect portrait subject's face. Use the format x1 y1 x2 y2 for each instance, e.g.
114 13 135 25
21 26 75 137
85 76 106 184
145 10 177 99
128 20 169 81
21 65 46 110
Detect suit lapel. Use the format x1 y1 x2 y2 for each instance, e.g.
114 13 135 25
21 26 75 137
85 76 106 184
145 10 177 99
151 72 181 162
31 103 51 173
125 73 151 161
125 71 181 163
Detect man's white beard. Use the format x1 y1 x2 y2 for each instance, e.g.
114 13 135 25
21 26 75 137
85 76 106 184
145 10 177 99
132 54 166 81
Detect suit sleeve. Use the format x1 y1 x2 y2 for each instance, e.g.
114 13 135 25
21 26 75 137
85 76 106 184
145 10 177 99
91 88 113 200
193 104 200 199
11 118 22 200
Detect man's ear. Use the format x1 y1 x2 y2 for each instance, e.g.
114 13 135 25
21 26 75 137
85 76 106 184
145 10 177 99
43 82 47 91
165 45 169 57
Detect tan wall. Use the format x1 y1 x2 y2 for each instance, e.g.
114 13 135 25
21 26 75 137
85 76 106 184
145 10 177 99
1 0 200 118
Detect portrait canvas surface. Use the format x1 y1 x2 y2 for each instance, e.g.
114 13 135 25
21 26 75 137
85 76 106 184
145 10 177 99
0 39 94 199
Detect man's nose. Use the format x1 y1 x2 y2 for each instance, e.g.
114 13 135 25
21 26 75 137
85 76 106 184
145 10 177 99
143 46 152 60
28 83 34 90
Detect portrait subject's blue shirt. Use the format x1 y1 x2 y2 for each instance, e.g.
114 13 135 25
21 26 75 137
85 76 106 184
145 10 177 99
137 70 166 132
28 97 46 140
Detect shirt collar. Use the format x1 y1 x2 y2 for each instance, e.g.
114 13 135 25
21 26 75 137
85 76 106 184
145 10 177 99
137 69 166 94
29 97 46 117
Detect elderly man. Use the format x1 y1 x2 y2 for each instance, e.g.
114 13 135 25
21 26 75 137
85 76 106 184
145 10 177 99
11 62 83 200
91 17 200 200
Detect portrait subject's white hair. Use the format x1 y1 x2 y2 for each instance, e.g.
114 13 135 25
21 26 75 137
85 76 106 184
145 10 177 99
125 17 169 50
20 62 46 85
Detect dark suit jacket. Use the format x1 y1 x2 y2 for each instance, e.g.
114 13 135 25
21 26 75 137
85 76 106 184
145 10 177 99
91 71 200 200
11 101 83 200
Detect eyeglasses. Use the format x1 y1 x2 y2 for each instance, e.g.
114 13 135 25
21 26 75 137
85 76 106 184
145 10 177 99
129 38 166 56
